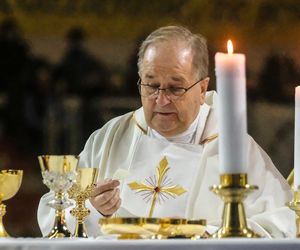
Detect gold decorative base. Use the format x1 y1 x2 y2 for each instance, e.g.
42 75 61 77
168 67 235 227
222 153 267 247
287 190 300 237
47 210 71 238
70 204 90 238
73 222 88 238
69 185 94 238
210 173 260 238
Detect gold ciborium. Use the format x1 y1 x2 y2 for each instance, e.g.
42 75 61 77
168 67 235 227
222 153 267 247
68 167 98 238
0 169 23 237
210 173 260 238
38 155 79 238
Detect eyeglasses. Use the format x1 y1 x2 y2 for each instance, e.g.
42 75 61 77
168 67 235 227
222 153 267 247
137 77 205 100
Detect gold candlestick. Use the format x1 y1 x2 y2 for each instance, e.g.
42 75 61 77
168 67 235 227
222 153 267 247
38 155 79 238
210 173 260 238
0 170 23 237
287 190 300 237
68 168 98 238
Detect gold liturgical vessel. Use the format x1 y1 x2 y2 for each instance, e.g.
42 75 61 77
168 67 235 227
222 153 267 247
287 190 300 237
286 170 300 237
38 155 79 238
210 173 260 238
0 169 23 237
68 167 98 238
99 217 208 239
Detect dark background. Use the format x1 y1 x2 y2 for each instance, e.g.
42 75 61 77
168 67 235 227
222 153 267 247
0 0 299 237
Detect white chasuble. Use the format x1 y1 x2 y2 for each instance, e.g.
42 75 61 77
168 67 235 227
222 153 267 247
120 134 203 218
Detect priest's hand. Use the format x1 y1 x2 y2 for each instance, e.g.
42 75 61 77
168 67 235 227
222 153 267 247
90 179 121 217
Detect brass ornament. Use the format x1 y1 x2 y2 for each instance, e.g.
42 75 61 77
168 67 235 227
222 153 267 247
210 173 260 238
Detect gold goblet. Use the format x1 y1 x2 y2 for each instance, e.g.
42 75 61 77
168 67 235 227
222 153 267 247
38 155 79 238
0 169 23 237
68 167 98 238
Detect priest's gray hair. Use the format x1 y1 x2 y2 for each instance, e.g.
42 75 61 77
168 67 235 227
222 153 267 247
137 25 208 80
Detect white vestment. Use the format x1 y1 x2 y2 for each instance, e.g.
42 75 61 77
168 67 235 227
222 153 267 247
37 91 295 238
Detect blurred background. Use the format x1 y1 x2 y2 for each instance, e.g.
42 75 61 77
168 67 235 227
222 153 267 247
0 0 299 237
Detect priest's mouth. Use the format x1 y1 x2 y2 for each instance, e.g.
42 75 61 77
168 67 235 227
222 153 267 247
155 112 177 117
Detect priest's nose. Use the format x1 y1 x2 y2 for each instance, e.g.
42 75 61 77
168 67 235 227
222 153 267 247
155 91 171 106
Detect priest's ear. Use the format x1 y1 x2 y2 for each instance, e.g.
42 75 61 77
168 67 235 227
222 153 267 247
199 77 209 104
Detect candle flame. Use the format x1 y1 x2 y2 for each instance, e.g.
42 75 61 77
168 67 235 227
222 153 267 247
227 40 234 54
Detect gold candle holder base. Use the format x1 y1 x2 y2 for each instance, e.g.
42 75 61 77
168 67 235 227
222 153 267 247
210 173 260 238
287 190 300 237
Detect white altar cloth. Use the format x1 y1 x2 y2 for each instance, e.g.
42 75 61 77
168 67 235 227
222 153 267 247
0 238 300 250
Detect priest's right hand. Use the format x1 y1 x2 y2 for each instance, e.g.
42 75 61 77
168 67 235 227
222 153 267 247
90 179 121 217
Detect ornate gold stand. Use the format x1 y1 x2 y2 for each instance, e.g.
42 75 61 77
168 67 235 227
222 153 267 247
210 173 260 238
69 185 94 238
47 192 71 238
287 190 300 237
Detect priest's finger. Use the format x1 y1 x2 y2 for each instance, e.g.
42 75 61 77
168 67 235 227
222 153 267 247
100 188 120 210
101 194 122 216
91 179 120 197
93 188 119 207
91 188 121 216
102 199 122 216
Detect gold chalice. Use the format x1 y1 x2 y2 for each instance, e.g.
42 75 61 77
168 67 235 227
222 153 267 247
68 167 98 238
0 169 23 237
38 155 79 238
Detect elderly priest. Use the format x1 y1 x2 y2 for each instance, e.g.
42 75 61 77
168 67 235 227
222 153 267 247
38 26 294 238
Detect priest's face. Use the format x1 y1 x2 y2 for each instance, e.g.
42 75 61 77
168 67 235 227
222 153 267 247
140 41 209 137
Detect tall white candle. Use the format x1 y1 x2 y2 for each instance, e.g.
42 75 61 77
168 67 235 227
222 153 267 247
215 40 247 174
294 86 300 189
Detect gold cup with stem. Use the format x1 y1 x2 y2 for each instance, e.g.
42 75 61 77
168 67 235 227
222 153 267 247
68 167 98 238
0 169 23 237
38 155 79 238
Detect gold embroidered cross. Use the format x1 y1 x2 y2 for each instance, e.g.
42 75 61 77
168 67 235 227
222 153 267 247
128 156 186 217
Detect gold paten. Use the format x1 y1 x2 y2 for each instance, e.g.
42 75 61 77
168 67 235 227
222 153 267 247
156 218 206 239
100 217 147 239
68 168 98 238
0 169 23 237
99 217 207 239
287 190 300 237
128 157 186 217
210 173 260 238
38 155 79 238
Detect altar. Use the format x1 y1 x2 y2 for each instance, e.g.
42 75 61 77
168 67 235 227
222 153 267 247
0 238 300 250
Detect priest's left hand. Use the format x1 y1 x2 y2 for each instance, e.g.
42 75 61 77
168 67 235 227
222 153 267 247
90 179 121 217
